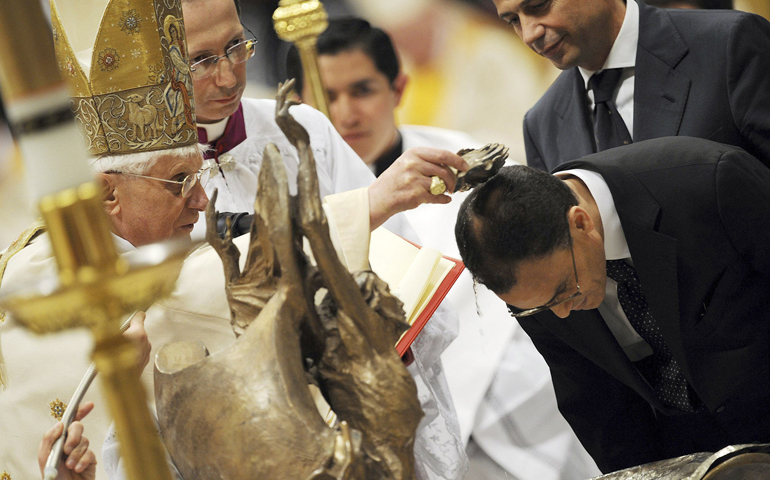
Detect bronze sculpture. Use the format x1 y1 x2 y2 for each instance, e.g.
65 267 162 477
155 80 423 479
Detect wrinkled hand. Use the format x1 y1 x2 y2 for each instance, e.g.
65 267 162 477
368 147 468 230
39 402 96 480
124 312 151 371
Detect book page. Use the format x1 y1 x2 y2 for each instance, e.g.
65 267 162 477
396 247 441 324
409 256 455 324
370 228 465 355
369 228 419 287
370 228 453 323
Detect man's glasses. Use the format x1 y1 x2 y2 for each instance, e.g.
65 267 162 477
189 25 258 81
113 162 216 198
507 234 582 318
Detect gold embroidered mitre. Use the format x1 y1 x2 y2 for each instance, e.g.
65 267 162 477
50 0 197 156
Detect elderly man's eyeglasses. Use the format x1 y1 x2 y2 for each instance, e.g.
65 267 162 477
507 235 582 318
190 29 258 81
113 162 216 198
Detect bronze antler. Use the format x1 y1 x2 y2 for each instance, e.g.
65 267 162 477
204 186 279 336
277 78 423 479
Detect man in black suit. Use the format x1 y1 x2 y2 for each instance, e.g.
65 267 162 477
491 0 770 170
455 136 770 473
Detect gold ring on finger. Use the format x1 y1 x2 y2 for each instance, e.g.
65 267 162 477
430 176 447 195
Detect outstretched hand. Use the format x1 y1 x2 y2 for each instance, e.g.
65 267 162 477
38 402 96 480
368 147 469 230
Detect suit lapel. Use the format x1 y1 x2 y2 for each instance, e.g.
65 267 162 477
554 70 596 159
536 308 668 409
634 1 691 141
599 159 696 384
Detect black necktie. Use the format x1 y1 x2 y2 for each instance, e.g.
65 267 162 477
606 260 698 412
590 69 633 152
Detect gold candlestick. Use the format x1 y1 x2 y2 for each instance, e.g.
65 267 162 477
273 0 330 117
0 2 181 479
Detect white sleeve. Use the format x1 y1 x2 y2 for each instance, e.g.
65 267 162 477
322 187 422 271
316 111 378 194
102 419 184 480
101 423 127 480
322 188 370 272
408 301 468 480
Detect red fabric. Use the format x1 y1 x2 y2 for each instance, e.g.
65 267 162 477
197 103 246 162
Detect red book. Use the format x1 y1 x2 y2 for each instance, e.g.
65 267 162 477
368 229 465 357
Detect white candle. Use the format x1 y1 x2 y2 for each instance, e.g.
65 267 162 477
5 83 93 201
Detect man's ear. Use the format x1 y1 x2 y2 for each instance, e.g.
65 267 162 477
569 205 596 236
97 172 121 217
392 73 408 107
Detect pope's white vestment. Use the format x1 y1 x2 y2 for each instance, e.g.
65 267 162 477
0 234 136 480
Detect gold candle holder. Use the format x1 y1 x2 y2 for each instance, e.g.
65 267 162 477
0 2 181 479
1 183 188 480
273 0 330 117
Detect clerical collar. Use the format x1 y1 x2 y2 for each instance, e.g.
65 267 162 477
578 0 639 88
198 117 228 142
196 103 247 161
373 132 404 177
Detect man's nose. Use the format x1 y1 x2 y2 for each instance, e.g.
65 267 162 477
187 182 209 211
520 17 545 50
332 95 359 129
551 302 573 319
213 58 237 88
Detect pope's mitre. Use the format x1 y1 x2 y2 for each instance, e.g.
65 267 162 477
50 0 197 156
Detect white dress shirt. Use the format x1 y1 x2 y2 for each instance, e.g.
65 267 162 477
579 0 639 139
557 169 653 362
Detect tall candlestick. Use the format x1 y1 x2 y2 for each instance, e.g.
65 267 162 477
0 2 178 480
0 1 92 202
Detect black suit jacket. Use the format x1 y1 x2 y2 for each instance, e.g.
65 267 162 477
523 1 770 171
516 137 770 473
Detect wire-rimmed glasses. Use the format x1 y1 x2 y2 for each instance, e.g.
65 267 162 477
189 25 258 81
113 161 216 198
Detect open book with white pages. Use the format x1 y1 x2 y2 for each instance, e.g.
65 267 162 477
369 228 464 356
